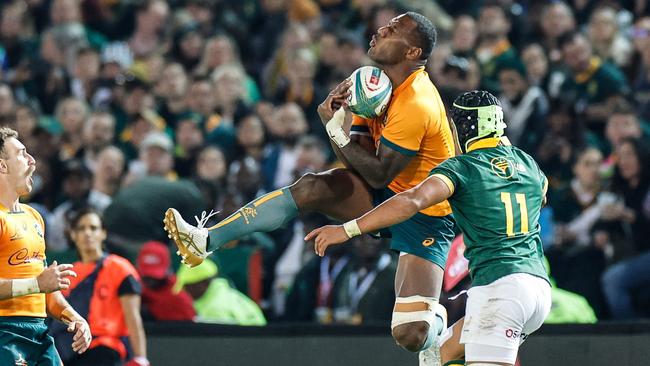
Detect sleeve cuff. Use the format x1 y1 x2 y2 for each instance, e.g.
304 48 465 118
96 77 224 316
380 136 417 156
431 173 455 195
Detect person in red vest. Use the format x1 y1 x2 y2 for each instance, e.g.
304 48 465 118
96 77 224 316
137 241 196 321
51 207 149 366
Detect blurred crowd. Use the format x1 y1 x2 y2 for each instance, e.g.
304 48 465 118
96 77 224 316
1 0 649 327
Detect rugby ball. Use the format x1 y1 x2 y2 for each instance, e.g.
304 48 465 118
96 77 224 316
347 66 392 119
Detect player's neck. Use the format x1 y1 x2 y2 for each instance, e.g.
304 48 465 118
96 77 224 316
0 187 20 212
80 248 103 263
382 63 422 89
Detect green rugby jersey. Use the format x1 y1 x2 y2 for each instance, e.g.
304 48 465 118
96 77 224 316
430 137 549 286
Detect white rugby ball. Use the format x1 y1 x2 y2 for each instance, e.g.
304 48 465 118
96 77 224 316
347 66 392 119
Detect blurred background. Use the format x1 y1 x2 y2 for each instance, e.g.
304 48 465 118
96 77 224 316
1 0 650 364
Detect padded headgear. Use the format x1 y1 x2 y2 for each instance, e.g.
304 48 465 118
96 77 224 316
450 90 506 152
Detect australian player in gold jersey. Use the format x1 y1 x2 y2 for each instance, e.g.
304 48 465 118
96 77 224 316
0 127 91 365
164 12 454 364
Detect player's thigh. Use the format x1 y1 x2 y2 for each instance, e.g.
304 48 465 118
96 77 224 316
36 322 62 365
395 253 445 297
289 168 374 221
0 333 23 366
0 320 59 366
392 213 455 296
461 274 549 364
521 274 552 343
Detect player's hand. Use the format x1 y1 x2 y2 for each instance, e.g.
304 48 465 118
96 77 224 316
37 261 77 293
318 79 352 124
305 225 350 256
67 318 91 353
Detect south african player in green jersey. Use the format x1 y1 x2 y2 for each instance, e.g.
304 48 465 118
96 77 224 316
306 90 551 366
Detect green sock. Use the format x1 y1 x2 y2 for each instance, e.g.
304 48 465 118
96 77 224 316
206 188 299 251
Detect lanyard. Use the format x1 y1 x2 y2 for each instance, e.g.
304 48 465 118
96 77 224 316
348 253 391 312
317 255 350 307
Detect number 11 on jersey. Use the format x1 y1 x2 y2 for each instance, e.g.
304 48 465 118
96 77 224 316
500 192 529 237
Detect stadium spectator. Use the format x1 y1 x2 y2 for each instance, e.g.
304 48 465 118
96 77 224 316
92 145 126 199
186 76 215 118
137 241 196 321
631 16 650 122
536 102 586 190
155 62 189 129
128 0 169 58
330 236 396 325
605 100 646 158
0 83 16 123
601 138 650 319
558 31 630 137
211 64 253 129
497 58 548 154
80 111 116 170
174 258 267 325
235 113 267 163
450 15 478 57
48 159 111 252
283 221 351 323
475 1 519 94
192 144 228 211
538 1 577 63
55 96 89 161
587 6 634 68
172 112 204 178
123 131 175 186
546 147 610 317
261 102 308 191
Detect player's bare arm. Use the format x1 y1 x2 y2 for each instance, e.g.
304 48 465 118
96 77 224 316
340 137 413 189
46 291 92 353
0 261 77 300
305 174 452 255
318 78 412 185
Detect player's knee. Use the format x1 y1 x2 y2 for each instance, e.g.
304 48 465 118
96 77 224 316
392 321 429 352
291 172 324 204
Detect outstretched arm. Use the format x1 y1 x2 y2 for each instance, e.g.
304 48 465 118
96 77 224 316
305 175 453 255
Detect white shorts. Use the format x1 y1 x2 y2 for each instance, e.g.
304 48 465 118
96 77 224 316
460 273 551 364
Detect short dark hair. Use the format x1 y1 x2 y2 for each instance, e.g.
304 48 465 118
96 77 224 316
0 127 18 159
557 30 584 50
609 98 635 116
405 12 437 60
68 206 105 231
481 0 508 16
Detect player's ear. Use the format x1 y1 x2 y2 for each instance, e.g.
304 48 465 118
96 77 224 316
0 159 7 174
406 46 423 61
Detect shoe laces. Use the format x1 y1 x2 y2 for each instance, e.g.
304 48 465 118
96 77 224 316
194 210 219 229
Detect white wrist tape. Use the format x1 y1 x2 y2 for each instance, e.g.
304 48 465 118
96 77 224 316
326 107 350 148
343 220 362 238
12 278 40 297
